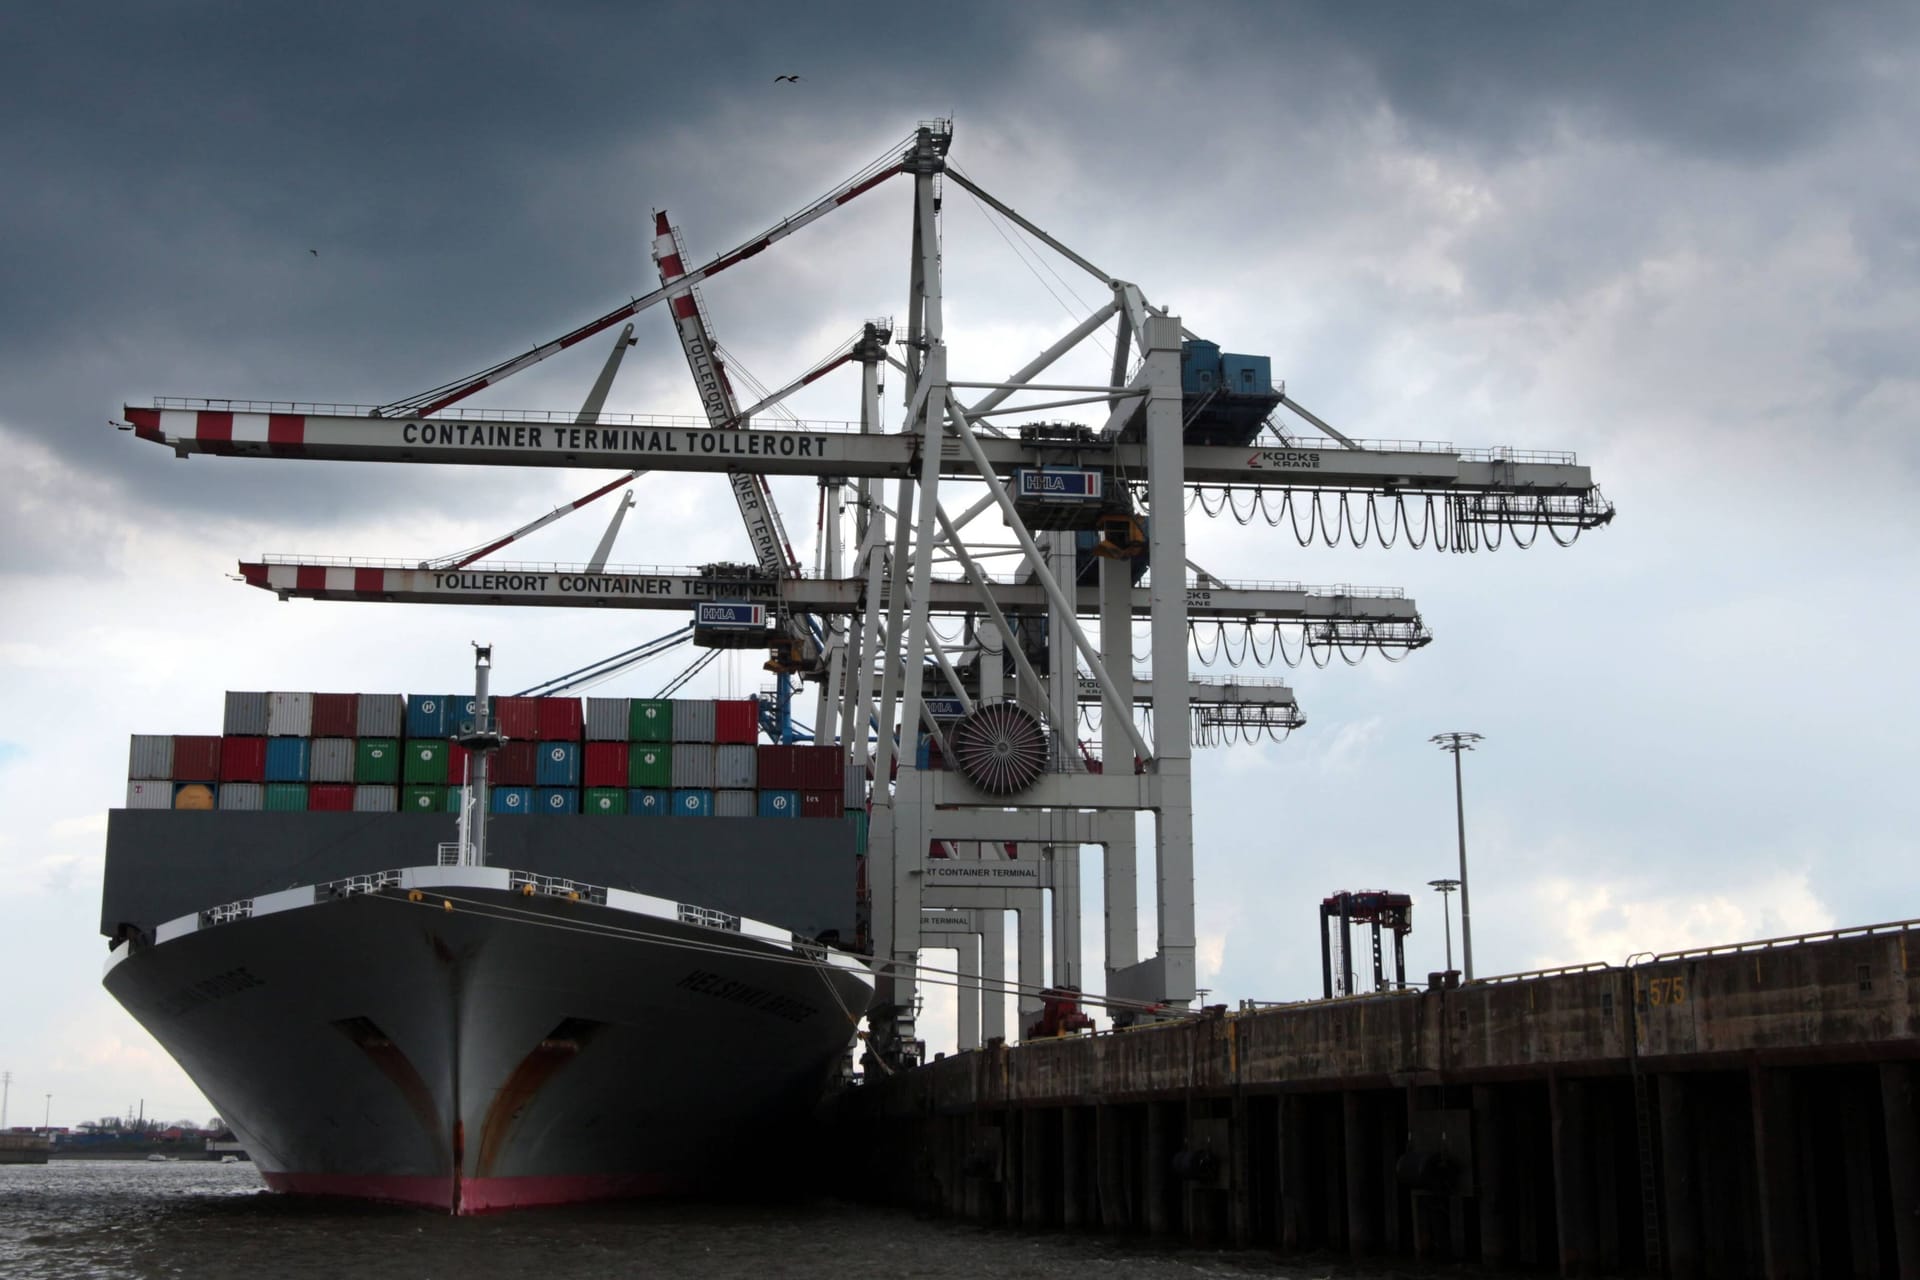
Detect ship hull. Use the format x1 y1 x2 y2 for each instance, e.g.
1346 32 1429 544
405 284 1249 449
103 867 871 1212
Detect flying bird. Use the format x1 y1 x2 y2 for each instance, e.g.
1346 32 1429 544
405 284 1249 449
774 74 801 83
308 249 318 256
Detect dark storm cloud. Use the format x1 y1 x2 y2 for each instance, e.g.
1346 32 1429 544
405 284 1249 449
1294 1 1909 163
0 2 1031 522
3 1 1912 527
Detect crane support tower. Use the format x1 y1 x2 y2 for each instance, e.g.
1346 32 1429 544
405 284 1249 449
121 118 1611 1067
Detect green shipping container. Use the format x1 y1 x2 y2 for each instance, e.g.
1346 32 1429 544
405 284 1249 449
851 808 868 856
402 784 462 813
355 738 400 784
629 699 672 743
264 782 308 812
403 740 448 784
628 744 672 788
583 787 626 815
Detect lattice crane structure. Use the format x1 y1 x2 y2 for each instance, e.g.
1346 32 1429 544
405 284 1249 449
121 120 1611 1067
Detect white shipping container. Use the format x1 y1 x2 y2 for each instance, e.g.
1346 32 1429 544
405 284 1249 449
714 745 757 789
352 785 398 812
309 738 355 782
671 699 716 744
713 789 756 818
356 694 404 738
584 697 629 741
126 780 172 809
218 782 265 811
268 691 314 737
128 734 174 781
670 744 717 789
224 691 270 736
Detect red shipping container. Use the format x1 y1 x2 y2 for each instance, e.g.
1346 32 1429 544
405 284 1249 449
756 745 799 789
535 697 583 742
171 735 223 781
713 698 759 744
448 742 470 785
310 693 359 737
793 745 844 791
219 736 267 782
492 740 537 785
494 697 540 740
800 790 843 818
308 784 355 811
583 742 628 787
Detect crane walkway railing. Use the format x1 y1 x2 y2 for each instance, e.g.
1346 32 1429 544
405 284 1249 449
257 553 744 578
1647 917 1920 962
149 396 863 433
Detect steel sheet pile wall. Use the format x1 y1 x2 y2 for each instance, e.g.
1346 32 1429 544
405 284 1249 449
124 693 857 823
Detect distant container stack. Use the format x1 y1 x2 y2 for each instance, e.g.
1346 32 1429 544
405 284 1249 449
124 693 856 821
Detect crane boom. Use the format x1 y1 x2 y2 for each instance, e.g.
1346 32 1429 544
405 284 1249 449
651 211 802 581
378 159 905 419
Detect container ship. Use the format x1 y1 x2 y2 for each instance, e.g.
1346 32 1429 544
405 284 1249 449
101 683 872 1212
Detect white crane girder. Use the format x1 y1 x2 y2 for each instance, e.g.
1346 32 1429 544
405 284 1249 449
124 405 1600 496
235 558 1421 624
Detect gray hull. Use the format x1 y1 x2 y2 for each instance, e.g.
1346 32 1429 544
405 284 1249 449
103 866 872 1212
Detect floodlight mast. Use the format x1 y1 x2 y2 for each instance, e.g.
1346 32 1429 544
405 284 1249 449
1428 878 1460 974
1431 732 1484 981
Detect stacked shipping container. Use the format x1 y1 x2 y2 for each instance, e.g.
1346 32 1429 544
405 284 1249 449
124 693 850 824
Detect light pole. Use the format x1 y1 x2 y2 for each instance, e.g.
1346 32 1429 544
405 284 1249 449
1430 732 1484 981
1428 878 1460 973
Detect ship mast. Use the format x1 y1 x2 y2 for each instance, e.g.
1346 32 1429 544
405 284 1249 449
452 644 502 866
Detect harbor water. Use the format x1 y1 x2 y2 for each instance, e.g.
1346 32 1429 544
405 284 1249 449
0 1159 1427 1279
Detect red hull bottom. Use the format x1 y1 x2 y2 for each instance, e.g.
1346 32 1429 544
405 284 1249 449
263 1169 672 1214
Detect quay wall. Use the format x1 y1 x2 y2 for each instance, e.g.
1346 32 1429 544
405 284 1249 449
839 926 1920 1278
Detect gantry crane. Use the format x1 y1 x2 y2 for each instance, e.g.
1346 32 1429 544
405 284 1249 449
1320 890 1416 997
122 119 1612 1064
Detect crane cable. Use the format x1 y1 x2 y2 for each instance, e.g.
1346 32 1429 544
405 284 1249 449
655 648 719 699
514 624 693 697
1187 484 1610 552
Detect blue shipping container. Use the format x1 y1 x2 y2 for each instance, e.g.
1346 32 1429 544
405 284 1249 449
535 742 580 786
758 789 800 818
628 788 670 816
490 786 533 814
264 737 310 782
405 694 450 739
672 788 713 817
536 787 577 814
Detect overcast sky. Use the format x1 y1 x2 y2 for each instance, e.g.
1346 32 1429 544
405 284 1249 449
4 2 1917 1127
